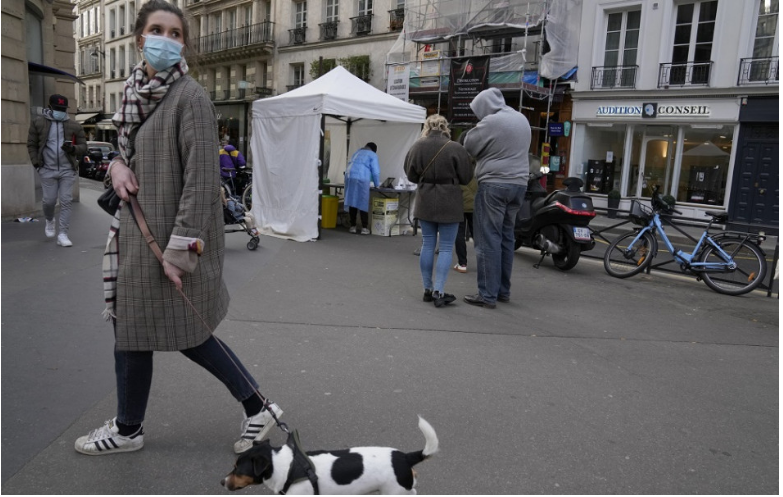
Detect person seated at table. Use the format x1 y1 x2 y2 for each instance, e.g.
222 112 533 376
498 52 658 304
344 142 380 235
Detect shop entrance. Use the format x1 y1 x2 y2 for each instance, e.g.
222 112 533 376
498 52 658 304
728 123 778 232
634 135 675 198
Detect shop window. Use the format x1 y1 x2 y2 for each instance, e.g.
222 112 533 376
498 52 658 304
574 124 626 194
677 125 733 205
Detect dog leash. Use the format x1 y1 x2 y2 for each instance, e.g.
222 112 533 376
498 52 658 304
126 195 290 435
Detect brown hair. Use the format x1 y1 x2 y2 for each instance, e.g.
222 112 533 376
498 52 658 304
133 0 192 57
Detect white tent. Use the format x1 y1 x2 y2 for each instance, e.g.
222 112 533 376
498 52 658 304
250 66 426 241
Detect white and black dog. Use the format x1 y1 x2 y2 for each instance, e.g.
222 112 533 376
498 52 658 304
221 416 438 494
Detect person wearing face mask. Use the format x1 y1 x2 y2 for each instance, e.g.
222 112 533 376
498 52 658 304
27 94 87 247
74 0 283 456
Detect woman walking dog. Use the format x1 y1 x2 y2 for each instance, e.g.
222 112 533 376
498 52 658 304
75 0 281 456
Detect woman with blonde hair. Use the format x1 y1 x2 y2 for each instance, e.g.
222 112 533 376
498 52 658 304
404 115 473 307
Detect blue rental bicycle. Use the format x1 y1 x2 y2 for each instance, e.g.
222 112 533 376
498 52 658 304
603 186 767 296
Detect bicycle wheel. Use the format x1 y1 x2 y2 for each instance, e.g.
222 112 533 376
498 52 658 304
699 239 766 295
604 231 655 278
241 184 253 211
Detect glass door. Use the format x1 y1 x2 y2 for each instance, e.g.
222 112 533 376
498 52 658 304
637 137 675 198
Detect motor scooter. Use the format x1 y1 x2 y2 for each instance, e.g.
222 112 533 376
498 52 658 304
514 171 596 270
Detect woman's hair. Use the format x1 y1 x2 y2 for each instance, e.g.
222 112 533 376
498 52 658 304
134 0 192 57
421 114 451 139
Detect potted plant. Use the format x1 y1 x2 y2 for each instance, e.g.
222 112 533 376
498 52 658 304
607 189 621 218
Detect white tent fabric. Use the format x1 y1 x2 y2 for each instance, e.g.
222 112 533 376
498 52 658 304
251 66 426 241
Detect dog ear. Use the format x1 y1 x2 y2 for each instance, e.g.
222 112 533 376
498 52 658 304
253 456 270 477
252 439 271 447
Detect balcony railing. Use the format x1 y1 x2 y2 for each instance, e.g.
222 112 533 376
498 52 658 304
289 26 307 45
350 14 373 35
590 65 638 89
287 83 303 92
196 21 275 55
388 8 404 31
209 90 216 100
238 88 246 99
738 56 779 85
319 21 339 40
658 61 713 87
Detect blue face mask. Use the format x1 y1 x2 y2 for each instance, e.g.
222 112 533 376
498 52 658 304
50 110 68 121
142 34 183 72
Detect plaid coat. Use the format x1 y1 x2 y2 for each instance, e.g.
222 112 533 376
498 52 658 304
115 76 229 351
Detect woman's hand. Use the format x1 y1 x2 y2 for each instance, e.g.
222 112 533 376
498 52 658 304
162 260 185 291
110 161 139 201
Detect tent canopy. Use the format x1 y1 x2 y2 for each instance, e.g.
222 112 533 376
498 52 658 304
250 66 426 241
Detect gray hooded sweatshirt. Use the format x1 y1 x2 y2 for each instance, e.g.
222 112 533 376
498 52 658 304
463 87 531 185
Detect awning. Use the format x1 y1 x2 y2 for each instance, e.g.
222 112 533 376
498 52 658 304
95 119 116 130
74 112 100 123
27 62 84 85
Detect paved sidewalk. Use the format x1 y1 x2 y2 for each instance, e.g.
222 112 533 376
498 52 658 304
1 180 778 494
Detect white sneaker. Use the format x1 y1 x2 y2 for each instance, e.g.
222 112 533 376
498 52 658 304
45 219 55 238
360 228 370 235
74 418 144 455
57 233 73 247
349 226 357 234
234 403 283 454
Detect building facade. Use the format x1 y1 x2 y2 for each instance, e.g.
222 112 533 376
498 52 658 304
571 0 778 232
1 0 81 219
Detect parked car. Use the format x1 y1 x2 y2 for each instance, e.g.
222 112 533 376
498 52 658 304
78 150 100 178
83 141 118 182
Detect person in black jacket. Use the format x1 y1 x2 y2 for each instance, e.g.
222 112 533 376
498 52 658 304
27 94 87 247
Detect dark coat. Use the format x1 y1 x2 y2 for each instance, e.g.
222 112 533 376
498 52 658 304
115 76 229 351
27 115 87 170
404 135 473 223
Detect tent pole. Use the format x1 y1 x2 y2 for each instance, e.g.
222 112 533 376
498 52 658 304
318 113 325 240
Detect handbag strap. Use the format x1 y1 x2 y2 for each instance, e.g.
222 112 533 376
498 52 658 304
418 140 451 185
125 195 284 427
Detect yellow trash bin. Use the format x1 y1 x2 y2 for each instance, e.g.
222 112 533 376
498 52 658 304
321 195 339 228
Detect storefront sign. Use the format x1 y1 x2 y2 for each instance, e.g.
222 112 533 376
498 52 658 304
387 64 410 101
548 122 564 136
448 56 490 126
420 51 441 77
596 103 711 118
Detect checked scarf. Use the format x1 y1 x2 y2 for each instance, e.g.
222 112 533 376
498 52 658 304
102 60 188 320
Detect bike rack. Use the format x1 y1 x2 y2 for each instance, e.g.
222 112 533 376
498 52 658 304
590 207 779 298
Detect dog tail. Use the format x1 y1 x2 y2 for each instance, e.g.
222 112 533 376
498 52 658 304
404 416 439 467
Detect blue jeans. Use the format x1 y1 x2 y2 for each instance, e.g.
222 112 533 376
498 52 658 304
419 220 459 294
115 335 260 425
473 182 526 303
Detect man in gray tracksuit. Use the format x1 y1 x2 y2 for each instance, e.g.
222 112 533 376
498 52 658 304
461 87 531 309
27 94 87 247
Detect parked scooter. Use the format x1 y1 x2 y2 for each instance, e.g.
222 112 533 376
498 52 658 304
514 170 596 270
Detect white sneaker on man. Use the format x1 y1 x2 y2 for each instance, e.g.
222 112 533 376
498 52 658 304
45 219 56 238
57 233 73 247
234 403 283 454
360 228 370 235
74 418 144 455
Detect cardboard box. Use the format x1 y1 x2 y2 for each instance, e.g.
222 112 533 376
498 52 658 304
371 197 400 236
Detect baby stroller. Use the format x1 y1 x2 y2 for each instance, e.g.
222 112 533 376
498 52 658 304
221 176 261 251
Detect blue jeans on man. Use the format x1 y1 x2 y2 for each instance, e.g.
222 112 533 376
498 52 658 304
471 182 526 305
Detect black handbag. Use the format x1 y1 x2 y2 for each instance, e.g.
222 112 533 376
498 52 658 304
97 187 121 215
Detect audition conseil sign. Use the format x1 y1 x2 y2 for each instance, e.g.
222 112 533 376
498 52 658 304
595 102 711 118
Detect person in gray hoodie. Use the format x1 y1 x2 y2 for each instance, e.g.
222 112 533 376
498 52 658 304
27 94 87 247
461 87 531 309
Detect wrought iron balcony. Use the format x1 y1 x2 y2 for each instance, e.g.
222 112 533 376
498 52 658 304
590 65 638 89
319 21 339 40
289 26 307 45
388 8 404 31
196 21 275 55
738 56 779 85
209 90 216 100
658 61 712 88
238 88 246 99
350 14 373 35
255 86 273 97
287 83 303 92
